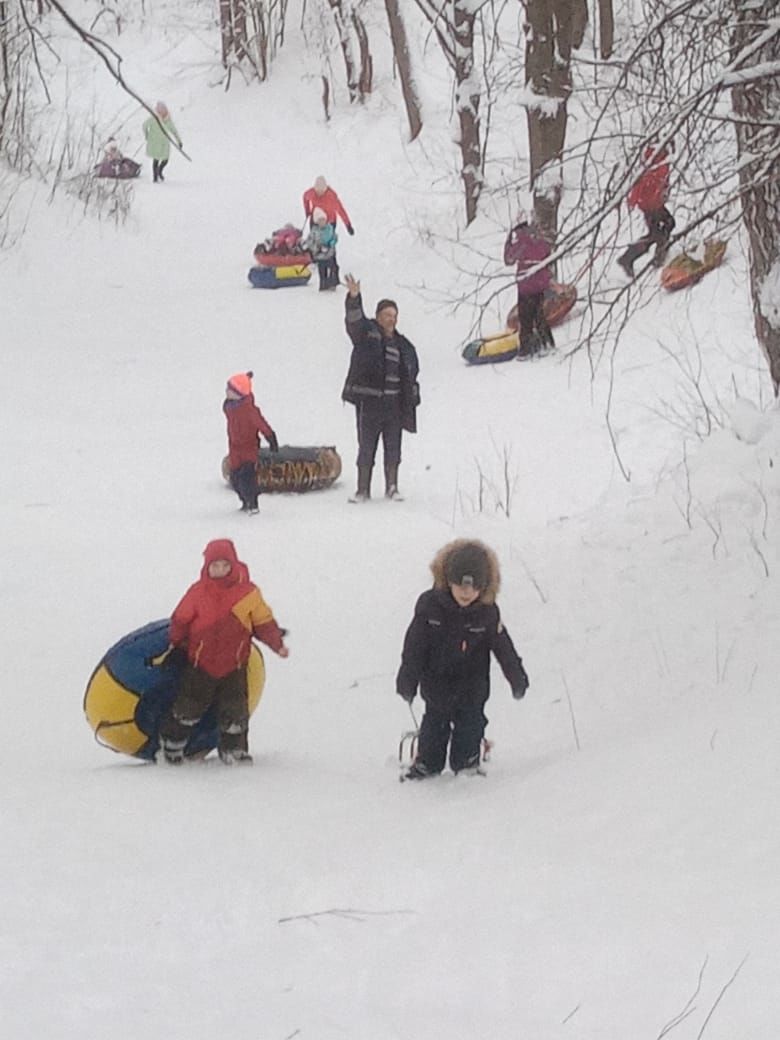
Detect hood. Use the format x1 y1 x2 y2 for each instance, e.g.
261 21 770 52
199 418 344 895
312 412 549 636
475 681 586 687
200 539 248 587
643 145 669 165
429 539 500 605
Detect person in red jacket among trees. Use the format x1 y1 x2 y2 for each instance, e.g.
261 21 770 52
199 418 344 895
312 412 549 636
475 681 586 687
302 176 354 236
223 371 279 515
159 539 289 765
618 144 676 278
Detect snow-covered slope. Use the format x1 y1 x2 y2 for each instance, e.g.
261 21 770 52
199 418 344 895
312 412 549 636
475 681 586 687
1 5 778 1037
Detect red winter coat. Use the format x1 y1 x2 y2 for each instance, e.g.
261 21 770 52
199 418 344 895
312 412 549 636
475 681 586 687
302 186 352 229
169 539 285 678
223 394 275 468
627 147 670 212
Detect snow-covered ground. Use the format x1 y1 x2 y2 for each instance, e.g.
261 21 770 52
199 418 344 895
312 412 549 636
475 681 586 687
1 5 778 1038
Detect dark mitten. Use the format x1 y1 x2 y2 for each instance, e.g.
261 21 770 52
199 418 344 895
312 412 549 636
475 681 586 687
346 224 355 236
397 685 415 704
268 432 279 453
512 667 530 700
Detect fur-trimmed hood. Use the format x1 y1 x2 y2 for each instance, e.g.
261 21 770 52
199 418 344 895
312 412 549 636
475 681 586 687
430 539 500 605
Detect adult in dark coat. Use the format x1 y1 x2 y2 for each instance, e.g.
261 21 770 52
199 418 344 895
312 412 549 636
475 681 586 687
341 274 420 502
396 540 529 778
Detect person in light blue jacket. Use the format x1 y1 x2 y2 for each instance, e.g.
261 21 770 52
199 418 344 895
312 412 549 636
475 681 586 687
304 207 339 290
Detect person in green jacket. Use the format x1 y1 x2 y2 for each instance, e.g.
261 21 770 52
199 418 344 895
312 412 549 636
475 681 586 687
142 101 182 183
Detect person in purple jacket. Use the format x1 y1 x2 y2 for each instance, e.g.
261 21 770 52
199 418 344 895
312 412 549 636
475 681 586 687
504 214 554 359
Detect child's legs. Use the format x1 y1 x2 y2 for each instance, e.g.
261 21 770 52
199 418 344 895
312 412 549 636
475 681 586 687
316 260 329 290
160 665 217 749
215 670 250 753
152 159 159 181
417 705 452 774
158 158 168 179
449 699 488 772
232 461 259 509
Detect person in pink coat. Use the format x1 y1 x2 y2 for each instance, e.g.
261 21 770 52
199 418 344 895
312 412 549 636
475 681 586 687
302 176 354 235
504 215 554 359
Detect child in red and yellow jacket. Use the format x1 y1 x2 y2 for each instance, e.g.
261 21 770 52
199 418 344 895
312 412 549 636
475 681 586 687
159 539 288 765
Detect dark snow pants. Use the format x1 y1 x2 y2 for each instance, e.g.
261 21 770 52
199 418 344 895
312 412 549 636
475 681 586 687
417 699 488 773
160 664 249 756
623 207 676 266
316 257 339 290
516 293 553 356
230 461 259 510
355 397 403 469
152 158 169 182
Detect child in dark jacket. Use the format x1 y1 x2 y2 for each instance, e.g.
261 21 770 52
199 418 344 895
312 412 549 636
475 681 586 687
223 371 279 515
396 539 529 779
159 539 289 765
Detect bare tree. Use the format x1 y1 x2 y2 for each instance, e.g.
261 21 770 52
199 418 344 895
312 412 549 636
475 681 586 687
414 0 488 224
384 0 422 141
522 0 576 244
325 0 372 102
731 1 780 395
219 0 290 84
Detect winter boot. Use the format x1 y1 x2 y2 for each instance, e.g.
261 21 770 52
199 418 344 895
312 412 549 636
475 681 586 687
403 760 439 781
384 463 403 501
348 465 372 504
219 748 253 765
617 253 635 278
160 737 186 765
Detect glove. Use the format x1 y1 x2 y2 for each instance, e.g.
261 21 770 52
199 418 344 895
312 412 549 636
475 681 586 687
397 686 415 704
346 224 355 236
267 432 279 453
512 667 529 700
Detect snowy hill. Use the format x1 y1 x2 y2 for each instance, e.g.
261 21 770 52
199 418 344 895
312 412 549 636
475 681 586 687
1 3 779 1038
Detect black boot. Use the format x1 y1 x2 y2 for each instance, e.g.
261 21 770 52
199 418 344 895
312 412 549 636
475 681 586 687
384 462 403 501
152 159 159 183
349 466 372 503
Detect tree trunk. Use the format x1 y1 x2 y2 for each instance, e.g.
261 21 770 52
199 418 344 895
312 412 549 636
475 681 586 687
597 0 614 60
454 0 481 225
523 0 573 246
327 0 360 102
732 2 780 395
384 0 422 141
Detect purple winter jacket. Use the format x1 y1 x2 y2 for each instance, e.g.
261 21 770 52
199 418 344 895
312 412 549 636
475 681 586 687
504 225 552 297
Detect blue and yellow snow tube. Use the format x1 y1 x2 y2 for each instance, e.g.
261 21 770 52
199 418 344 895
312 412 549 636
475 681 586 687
248 264 311 288
83 620 266 761
462 329 520 365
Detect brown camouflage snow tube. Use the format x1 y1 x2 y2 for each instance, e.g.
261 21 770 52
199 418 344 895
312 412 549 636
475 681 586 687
222 445 342 493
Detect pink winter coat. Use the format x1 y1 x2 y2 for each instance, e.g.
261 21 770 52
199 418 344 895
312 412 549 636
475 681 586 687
504 225 552 297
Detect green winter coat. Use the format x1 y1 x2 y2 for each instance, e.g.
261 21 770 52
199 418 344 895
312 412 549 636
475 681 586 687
143 114 181 161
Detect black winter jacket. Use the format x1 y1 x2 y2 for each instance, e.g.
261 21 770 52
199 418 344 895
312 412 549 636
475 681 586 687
396 588 527 709
341 293 420 433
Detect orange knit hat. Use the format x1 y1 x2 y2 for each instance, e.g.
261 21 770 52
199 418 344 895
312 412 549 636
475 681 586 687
227 371 253 397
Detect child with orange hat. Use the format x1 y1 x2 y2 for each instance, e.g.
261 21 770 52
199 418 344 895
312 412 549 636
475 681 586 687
223 371 279 515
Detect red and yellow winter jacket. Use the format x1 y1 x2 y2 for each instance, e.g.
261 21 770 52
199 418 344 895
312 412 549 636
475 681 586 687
169 540 284 678
223 393 276 468
302 186 351 229
627 147 671 213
